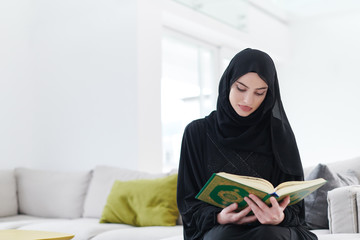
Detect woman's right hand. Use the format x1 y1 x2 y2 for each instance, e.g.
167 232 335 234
217 203 257 225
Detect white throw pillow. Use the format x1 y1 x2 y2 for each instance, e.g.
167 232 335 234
327 185 360 233
82 165 167 218
16 168 92 218
0 170 18 217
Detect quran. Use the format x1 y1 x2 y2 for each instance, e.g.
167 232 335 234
196 172 326 210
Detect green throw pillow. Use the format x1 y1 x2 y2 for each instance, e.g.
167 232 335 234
100 174 179 227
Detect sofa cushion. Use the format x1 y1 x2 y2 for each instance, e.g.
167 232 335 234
304 156 360 180
0 215 47 230
15 168 92 218
91 226 184 240
100 174 179 226
18 218 128 240
83 166 168 218
327 185 360 233
0 170 17 217
326 156 360 180
305 164 359 229
158 237 183 240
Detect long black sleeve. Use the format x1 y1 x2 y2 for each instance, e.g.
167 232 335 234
280 203 303 227
177 120 222 240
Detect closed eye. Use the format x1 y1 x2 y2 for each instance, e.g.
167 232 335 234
255 91 266 96
236 86 246 92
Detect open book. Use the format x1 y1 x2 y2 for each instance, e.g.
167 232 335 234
195 172 326 210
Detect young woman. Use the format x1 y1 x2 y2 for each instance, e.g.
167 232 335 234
177 48 317 240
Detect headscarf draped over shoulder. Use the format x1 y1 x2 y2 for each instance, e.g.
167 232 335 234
206 48 303 177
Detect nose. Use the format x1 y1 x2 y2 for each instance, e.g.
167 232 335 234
243 92 253 105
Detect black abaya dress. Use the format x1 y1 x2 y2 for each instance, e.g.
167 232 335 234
177 118 317 240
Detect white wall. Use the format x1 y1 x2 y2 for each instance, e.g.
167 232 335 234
2 0 357 172
280 12 360 167
0 0 162 172
0 0 288 172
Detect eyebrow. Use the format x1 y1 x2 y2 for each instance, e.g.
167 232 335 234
237 81 268 90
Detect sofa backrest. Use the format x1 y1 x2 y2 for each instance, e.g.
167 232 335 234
0 170 17 217
15 168 92 219
82 165 170 219
304 156 360 179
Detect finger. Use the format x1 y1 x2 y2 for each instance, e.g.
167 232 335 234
248 194 268 209
238 214 257 225
238 205 252 217
269 196 280 208
244 196 261 215
231 206 254 223
223 202 238 214
279 196 291 209
244 196 256 208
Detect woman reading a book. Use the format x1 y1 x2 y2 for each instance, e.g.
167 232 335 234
177 48 317 240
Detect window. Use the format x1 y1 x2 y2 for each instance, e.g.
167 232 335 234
161 31 218 171
161 29 239 171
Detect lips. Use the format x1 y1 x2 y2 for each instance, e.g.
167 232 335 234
239 105 252 112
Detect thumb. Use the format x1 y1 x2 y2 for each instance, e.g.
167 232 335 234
279 196 291 209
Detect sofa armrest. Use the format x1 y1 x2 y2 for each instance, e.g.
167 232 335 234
327 185 360 233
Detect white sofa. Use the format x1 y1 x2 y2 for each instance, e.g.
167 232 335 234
0 166 183 240
303 157 360 240
1 158 360 240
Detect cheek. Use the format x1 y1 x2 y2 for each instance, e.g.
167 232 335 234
228 90 237 104
254 96 266 108
229 89 243 101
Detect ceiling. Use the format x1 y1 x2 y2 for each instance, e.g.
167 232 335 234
270 0 360 18
172 0 360 30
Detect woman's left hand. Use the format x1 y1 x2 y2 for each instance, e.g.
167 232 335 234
244 194 290 225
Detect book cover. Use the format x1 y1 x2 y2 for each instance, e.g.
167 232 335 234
195 173 326 210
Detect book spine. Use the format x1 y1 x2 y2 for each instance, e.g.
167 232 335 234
195 173 217 199
262 192 279 202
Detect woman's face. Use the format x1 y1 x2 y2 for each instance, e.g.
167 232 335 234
229 72 268 117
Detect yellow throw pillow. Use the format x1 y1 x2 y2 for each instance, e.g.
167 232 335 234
99 174 179 227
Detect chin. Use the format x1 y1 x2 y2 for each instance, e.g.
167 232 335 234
237 111 252 117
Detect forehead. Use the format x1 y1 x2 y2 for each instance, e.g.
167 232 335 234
235 72 268 88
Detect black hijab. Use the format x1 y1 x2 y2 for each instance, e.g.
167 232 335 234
205 48 303 177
